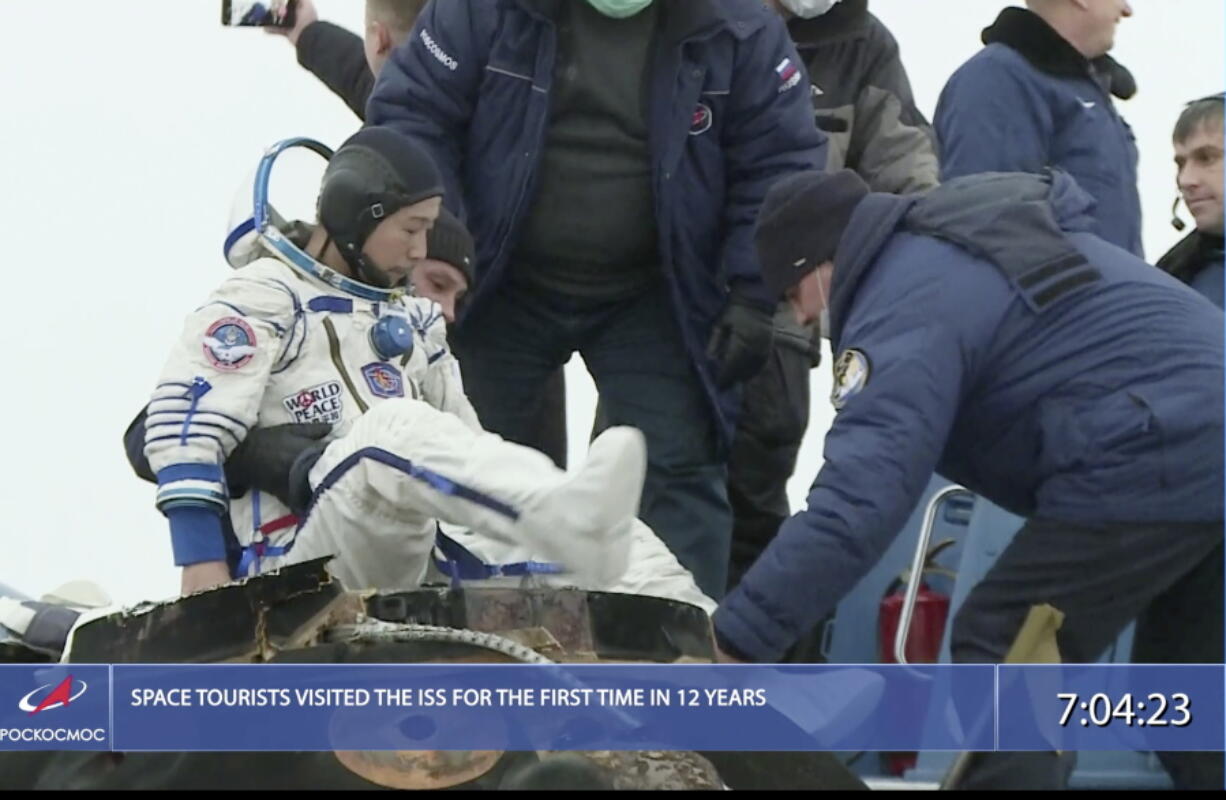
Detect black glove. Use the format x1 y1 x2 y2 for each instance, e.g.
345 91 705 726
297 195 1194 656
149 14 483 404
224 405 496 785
808 325 824 369
226 423 333 516
706 294 775 390
123 408 156 483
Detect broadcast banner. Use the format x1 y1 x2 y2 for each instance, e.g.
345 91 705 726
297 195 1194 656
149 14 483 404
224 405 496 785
1 664 1221 752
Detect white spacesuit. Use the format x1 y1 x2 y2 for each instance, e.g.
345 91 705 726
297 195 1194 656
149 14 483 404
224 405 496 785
143 135 714 614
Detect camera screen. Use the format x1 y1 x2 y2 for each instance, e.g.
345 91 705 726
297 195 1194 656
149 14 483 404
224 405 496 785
222 0 296 27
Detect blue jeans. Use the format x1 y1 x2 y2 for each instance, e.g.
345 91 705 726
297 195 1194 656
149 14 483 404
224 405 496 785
452 279 731 598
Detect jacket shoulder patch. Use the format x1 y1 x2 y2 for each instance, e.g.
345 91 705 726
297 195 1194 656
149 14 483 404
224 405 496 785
831 348 870 409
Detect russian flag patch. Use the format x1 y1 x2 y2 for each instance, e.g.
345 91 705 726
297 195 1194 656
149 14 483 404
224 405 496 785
776 57 801 93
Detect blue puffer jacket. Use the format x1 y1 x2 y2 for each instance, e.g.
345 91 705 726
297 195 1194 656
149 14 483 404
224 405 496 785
935 7 1142 257
715 172 1224 662
367 0 827 443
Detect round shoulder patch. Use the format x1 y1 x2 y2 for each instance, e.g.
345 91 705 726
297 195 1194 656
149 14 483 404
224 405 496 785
203 317 257 370
690 102 713 136
831 349 871 410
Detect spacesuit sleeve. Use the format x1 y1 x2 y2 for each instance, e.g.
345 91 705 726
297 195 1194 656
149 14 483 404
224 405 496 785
714 317 967 661
418 309 481 431
144 271 299 566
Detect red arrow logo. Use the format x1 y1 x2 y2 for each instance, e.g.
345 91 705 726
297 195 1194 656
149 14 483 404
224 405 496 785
28 675 75 715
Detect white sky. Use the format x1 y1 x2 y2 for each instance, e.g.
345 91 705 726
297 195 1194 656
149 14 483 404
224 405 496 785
1 1 1221 606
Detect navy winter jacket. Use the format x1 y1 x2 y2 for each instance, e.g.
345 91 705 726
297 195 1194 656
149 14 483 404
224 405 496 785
715 172 1224 661
367 0 827 442
935 8 1142 257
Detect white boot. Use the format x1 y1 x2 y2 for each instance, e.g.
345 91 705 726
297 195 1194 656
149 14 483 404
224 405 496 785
514 426 647 586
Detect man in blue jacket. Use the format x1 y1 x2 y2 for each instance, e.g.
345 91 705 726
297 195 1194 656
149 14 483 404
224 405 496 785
366 0 827 598
714 168 1224 790
936 0 1143 256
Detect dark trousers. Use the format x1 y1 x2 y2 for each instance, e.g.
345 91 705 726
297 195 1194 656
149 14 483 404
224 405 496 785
724 332 812 591
453 279 732 599
722 329 834 663
533 368 568 469
451 327 568 469
950 518 1224 791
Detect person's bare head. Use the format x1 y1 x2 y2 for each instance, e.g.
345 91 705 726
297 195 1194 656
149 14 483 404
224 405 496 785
364 0 429 78
1174 96 1226 236
1025 0 1132 59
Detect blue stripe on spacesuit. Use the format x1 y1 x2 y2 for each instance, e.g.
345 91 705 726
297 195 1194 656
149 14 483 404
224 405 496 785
427 350 447 365
307 297 354 313
433 528 563 585
157 463 224 486
223 217 255 259
156 485 228 509
146 419 243 445
194 301 288 336
298 447 521 529
145 408 251 431
146 432 226 451
264 278 302 310
260 278 309 373
235 541 289 578
259 228 400 303
180 378 212 445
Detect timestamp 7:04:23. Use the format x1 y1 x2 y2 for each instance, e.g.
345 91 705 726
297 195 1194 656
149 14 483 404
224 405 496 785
1058 692 1192 727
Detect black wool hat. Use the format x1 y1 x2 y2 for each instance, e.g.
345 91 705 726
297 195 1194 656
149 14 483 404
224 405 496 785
755 169 870 300
425 207 476 286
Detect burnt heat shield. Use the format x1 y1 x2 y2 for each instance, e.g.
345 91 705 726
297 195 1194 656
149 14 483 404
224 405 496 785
365 585 716 663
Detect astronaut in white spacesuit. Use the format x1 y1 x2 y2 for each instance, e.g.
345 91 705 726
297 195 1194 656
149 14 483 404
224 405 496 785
142 128 713 613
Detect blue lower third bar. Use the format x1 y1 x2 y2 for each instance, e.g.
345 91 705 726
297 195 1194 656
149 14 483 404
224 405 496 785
109 664 995 752
997 665 1225 751
0 665 111 751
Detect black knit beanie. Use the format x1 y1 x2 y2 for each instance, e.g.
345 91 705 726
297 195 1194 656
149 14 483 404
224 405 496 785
426 207 476 286
755 169 870 300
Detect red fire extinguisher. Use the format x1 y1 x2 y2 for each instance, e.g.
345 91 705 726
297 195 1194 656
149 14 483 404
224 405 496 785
877 539 956 776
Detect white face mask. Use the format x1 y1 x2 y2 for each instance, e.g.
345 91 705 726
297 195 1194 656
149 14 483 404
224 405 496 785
816 268 832 340
779 0 841 19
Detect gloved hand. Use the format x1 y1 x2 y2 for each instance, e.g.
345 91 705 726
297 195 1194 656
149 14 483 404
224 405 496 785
808 325 824 369
706 294 775 389
225 423 333 516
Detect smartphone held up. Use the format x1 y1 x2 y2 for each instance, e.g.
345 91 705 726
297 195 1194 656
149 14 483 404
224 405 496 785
221 0 298 28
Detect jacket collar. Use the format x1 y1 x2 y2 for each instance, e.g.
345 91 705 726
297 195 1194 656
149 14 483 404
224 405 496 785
787 0 870 48
982 7 1136 100
827 192 919 351
1157 229 1226 283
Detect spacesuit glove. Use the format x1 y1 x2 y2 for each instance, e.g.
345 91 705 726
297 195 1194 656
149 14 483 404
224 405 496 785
225 423 332 515
707 293 775 390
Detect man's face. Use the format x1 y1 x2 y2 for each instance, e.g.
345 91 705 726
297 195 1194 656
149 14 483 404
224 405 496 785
363 17 390 78
409 258 469 323
1176 122 1225 236
785 263 832 326
1076 0 1132 57
361 197 442 288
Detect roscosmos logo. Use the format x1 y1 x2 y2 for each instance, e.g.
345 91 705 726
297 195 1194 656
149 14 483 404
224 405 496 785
19 675 87 715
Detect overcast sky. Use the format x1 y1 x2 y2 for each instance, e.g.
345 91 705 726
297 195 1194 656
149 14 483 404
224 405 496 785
1 1 1220 606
